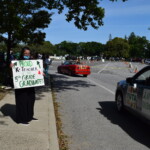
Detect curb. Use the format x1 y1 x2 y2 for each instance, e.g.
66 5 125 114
48 87 60 150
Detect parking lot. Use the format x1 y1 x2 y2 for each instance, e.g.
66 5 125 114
50 60 150 150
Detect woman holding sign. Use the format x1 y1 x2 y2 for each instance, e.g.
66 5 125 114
11 47 38 125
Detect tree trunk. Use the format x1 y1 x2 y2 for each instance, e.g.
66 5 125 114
6 33 12 66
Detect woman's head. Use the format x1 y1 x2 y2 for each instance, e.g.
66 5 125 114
19 47 31 60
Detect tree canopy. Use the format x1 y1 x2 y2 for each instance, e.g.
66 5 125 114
0 0 127 63
128 32 149 58
105 37 130 58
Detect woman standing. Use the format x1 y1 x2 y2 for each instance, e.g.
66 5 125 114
11 47 37 125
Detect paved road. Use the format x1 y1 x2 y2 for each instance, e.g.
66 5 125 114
49 60 150 150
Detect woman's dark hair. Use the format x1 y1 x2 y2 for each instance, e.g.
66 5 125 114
19 47 31 59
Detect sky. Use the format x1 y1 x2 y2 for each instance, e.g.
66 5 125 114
44 0 150 45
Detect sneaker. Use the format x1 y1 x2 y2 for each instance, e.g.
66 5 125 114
18 122 29 126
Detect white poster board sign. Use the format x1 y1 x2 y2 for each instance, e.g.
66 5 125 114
12 60 45 89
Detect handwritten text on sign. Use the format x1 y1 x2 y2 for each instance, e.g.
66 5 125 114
12 60 45 89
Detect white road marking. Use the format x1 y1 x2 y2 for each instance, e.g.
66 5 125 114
98 63 110 74
87 78 115 95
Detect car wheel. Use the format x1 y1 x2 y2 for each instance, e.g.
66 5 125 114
116 92 124 112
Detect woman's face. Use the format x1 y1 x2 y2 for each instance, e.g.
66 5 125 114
23 50 30 56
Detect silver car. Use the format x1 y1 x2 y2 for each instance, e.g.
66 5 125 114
145 59 150 65
115 66 150 123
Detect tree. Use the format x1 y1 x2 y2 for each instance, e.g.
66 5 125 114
55 41 78 56
145 42 150 58
128 32 149 58
0 42 7 52
105 37 130 58
79 42 104 56
29 41 55 55
0 0 52 64
0 0 127 64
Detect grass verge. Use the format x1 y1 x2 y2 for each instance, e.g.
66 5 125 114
50 75 69 150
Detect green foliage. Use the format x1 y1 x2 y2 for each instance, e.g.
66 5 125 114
0 1 52 44
29 41 55 55
128 32 149 58
0 0 128 63
78 42 104 56
54 41 78 56
47 0 105 30
1 0 149 60
145 43 150 58
0 42 7 52
1 33 150 60
105 37 130 58
0 0 53 63
54 41 105 56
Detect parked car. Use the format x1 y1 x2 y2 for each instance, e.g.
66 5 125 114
131 58 142 62
91 56 101 61
145 59 150 65
57 60 91 77
115 66 150 124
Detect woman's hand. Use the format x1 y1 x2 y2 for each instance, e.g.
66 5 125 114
10 63 14 68
42 72 46 76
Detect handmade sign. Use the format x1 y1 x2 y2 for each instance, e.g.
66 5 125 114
12 60 45 89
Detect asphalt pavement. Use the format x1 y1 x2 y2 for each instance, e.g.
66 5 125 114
0 76 59 150
50 60 150 150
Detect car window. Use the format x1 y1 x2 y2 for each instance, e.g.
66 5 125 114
63 61 70 65
136 70 150 80
71 61 75 64
135 70 150 85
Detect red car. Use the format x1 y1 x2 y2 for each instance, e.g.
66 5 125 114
57 60 91 77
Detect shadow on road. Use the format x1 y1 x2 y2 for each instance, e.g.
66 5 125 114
97 101 150 149
51 73 96 93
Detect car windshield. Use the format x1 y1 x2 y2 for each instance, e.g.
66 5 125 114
63 61 80 65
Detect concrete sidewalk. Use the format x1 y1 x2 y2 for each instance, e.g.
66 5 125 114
0 84 59 150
